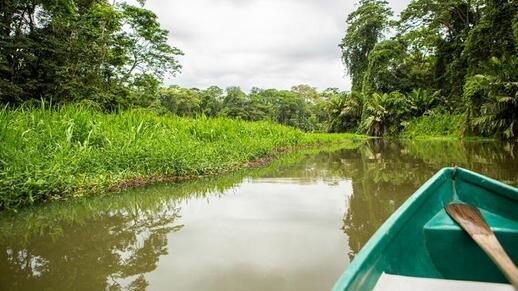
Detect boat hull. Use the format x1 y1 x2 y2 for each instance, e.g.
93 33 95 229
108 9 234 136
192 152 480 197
333 167 518 291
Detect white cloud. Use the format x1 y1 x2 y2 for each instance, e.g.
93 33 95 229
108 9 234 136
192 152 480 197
146 0 411 92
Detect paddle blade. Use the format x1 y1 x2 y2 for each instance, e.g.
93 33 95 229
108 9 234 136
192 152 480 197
445 203 491 236
446 202 518 289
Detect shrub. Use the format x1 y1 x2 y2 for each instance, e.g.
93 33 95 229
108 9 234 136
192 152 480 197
401 113 466 138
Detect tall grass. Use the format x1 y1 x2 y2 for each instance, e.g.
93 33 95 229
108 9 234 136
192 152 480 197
400 114 466 139
0 104 358 210
0 141 367 239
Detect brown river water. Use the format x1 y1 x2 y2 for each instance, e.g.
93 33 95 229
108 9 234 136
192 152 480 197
0 139 517 291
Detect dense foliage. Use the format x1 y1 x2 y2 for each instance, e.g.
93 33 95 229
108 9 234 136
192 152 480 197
339 0 518 139
1 0 516 140
339 0 393 91
0 0 380 133
0 104 359 209
158 84 354 132
0 0 182 108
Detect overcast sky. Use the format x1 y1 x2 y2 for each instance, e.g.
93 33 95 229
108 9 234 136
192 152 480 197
146 0 411 92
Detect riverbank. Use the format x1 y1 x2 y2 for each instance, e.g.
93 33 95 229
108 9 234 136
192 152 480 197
399 113 504 141
0 105 365 210
399 113 466 139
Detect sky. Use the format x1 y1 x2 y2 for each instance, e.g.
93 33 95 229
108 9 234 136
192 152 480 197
146 0 411 92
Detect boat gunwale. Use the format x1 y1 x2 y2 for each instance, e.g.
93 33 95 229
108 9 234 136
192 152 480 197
455 168 518 203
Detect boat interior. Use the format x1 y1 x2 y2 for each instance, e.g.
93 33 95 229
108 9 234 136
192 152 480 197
373 273 514 291
371 206 518 290
378 169 518 289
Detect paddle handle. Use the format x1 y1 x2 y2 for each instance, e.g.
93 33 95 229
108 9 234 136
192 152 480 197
472 234 518 289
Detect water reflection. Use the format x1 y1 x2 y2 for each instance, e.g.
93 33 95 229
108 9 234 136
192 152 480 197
0 139 516 290
343 139 518 259
0 198 182 290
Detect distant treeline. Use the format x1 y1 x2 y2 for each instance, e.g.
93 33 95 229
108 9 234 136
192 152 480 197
339 0 518 139
157 85 357 132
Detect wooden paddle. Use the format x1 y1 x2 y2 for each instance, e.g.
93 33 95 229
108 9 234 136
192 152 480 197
446 203 518 289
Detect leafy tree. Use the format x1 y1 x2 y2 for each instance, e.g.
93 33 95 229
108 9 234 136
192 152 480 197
325 91 363 132
291 84 320 103
461 0 517 139
115 3 183 85
463 0 517 76
399 0 481 100
252 89 316 130
0 0 121 104
335 0 517 139
159 85 200 116
247 92 275 121
464 56 518 139
406 88 443 116
362 35 437 96
130 73 161 107
220 87 249 119
360 91 412 136
399 31 437 94
272 90 311 130
339 0 393 91
320 88 341 100
362 39 409 94
199 86 223 116
0 0 182 108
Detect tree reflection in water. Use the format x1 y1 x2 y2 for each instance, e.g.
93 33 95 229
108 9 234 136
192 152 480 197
0 203 181 290
0 169 256 291
342 139 518 261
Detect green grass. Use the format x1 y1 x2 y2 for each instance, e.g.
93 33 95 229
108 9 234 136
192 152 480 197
400 113 466 139
0 141 367 239
0 104 362 210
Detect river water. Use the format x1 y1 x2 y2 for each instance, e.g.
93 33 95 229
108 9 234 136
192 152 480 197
0 139 517 291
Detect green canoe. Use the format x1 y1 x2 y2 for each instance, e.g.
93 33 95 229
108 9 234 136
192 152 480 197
333 167 518 291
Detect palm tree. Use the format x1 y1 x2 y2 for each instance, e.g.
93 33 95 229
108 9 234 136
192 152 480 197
326 92 363 132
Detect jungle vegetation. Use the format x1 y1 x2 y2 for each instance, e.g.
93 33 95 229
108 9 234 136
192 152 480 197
0 0 362 209
0 0 517 208
1 0 516 138
339 0 518 139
